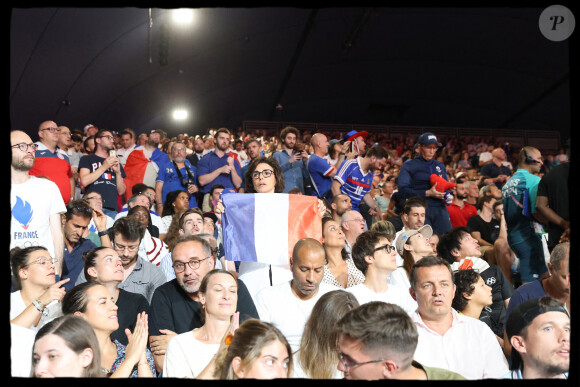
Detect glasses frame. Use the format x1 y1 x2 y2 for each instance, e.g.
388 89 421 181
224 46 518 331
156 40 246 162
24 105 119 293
251 169 274 179
373 244 396 254
40 127 60 133
26 257 59 267
172 256 211 273
338 352 386 371
12 143 38 152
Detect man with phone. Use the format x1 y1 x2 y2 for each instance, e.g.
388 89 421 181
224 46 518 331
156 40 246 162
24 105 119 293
78 129 126 218
273 126 309 193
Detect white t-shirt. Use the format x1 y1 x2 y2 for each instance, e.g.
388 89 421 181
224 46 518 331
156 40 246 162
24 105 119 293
388 267 411 290
254 281 340 353
11 176 67 261
346 283 417 316
238 262 293 301
10 291 62 332
10 323 36 377
412 309 509 379
163 329 220 378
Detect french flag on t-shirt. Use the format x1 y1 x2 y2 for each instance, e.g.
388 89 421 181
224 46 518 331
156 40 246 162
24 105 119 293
221 193 322 265
102 172 112 180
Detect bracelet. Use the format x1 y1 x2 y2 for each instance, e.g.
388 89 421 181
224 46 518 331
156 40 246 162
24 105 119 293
98 230 109 237
32 299 45 312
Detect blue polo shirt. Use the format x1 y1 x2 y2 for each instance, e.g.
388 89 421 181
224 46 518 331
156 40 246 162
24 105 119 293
156 159 198 208
197 151 242 194
334 157 373 211
62 237 97 291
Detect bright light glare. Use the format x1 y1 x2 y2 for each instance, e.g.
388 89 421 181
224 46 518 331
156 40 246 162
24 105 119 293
173 9 193 24
172 109 188 120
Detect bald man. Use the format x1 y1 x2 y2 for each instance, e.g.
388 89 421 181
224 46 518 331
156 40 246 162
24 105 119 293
254 238 340 352
307 133 347 200
28 120 75 205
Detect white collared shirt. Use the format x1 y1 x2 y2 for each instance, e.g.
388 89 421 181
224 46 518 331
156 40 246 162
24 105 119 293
412 308 509 379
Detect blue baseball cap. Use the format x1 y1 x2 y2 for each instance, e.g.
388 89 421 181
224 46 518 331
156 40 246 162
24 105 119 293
416 132 441 147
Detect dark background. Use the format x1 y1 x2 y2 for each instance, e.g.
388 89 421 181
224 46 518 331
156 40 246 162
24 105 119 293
10 6 573 144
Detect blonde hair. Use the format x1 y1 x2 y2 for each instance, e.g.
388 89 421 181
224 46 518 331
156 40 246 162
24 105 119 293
297 290 359 378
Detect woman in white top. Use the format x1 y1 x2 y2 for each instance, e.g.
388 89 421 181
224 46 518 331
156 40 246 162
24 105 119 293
390 225 435 289
163 269 240 378
293 290 359 379
10 246 67 332
321 217 365 288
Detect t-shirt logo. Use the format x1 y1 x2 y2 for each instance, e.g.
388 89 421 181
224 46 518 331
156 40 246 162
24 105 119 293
486 277 496 286
12 196 33 230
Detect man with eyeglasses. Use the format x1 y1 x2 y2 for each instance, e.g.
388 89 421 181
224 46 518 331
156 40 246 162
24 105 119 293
11 130 66 278
28 120 75 206
409 256 509 379
347 230 417 316
75 216 166 304
155 141 199 211
336 301 465 380
79 129 127 218
340 210 367 258
148 235 258 374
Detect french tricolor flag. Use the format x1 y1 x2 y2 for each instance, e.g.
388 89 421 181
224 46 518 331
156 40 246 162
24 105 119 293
222 193 322 265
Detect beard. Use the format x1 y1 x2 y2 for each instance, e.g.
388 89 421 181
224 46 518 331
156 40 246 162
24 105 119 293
12 157 34 171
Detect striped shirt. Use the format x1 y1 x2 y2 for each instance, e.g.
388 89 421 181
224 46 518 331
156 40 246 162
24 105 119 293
334 157 373 211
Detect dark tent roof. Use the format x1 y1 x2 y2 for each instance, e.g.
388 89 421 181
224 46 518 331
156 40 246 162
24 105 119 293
10 7 572 142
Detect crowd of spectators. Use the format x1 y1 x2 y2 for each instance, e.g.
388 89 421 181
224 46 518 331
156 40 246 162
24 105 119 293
10 121 570 380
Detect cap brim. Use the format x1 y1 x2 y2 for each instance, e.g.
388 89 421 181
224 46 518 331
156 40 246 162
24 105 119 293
346 131 368 142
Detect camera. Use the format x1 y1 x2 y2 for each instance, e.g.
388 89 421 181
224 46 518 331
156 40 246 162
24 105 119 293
181 176 195 188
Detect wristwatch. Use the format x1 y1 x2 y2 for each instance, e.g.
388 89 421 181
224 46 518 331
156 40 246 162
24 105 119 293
32 299 45 313
98 230 109 237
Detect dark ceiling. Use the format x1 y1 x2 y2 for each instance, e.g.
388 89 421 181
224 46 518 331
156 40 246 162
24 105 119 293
10 7 573 142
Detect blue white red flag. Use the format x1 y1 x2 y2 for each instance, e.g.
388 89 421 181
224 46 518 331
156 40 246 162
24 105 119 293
222 193 322 265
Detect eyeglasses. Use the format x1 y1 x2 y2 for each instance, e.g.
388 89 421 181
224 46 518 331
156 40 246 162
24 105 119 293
373 244 396 254
172 257 210 273
98 135 114 140
11 143 38 152
338 352 386 371
113 243 139 253
85 196 103 202
252 169 274 179
40 127 60 133
69 205 93 214
346 218 365 223
27 257 59 267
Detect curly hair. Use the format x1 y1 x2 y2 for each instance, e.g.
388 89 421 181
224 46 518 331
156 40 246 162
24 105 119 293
243 156 285 193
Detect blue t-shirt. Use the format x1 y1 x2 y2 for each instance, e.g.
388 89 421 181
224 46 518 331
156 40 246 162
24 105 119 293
505 279 547 319
62 237 97 291
307 154 334 198
156 160 198 208
334 158 372 211
501 169 541 245
196 151 242 194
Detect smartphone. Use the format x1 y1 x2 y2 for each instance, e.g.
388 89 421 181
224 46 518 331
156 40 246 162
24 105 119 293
109 149 117 157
